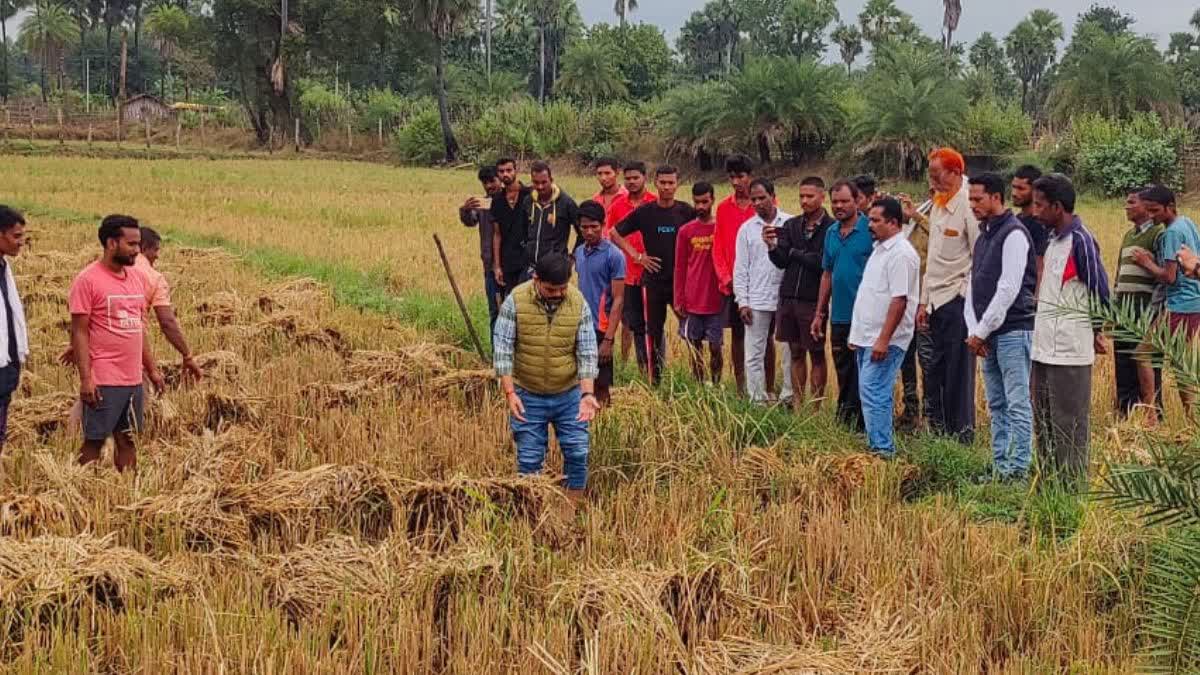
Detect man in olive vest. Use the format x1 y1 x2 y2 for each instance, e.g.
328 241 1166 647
493 252 600 505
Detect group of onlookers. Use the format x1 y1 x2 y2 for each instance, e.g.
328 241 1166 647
464 148 1200 500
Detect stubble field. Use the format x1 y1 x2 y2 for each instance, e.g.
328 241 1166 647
0 155 1175 672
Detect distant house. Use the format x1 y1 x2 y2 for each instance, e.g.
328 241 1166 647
121 94 172 123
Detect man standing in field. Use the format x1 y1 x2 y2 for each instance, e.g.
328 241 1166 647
735 178 793 405
69 215 165 472
850 198 920 458
592 158 624 214
611 165 695 384
1112 187 1165 421
491 157 532 297
136 227 203 380
493 252 599 505
522 161 580 269
573 201 625 405
0 207 28 453
673 182 725 385
713 155 765 395
605 161 657 369
965 174 1038 482
1132 185 1200 413
460 166 505 329
1031 175 1109 484
813 180 872 429
896 192 932 431
767 177 833 410
918 147 980 445
1011 165 1051 288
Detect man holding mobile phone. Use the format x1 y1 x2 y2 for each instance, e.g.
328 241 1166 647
737 178 793 405
461 166 505 330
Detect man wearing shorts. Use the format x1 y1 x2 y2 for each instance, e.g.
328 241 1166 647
574 200 625 405
1133 185 1200 412
767 177 833 411
674 182 724 384
68 215 164 472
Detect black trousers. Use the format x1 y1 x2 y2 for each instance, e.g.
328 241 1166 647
1113 338 1163 417
830 323 863 430
899 332 934 421
924 297 975 444
623 283 648 369
644 283 673 384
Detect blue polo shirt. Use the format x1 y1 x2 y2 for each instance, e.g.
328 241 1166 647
574 239 626 333
822 214 873 325
1159 215 1200 313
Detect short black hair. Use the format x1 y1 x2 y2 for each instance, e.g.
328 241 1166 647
99 214 139 246
577 200 606 225
1139 184 1177 208
140 226 162 250
495 157 516 169
654 165 678 178
1034 174 1077 213
0 206 25 233
1012 164 1043 184
724 154 754 175
530 160 552 177
851 174 877 197
870 197 904 225
749 177 775 196
968 172 1007 199
624 160 648 176
800 176 826 190
534 252 572 285
594 157 620 172
478 166 499 183
692 181 714 198
829 179 861 200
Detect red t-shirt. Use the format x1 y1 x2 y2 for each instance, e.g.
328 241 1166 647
605 190 658 286
674 219 724 316
67 261 149 386
713 195 756 296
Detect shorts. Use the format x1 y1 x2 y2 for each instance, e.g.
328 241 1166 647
679 313 724 346
82 385 145 441
776 299 824 354
1169 312 1200 339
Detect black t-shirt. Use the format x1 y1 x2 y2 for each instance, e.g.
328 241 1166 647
616 201 695 286
1017 212 1050 257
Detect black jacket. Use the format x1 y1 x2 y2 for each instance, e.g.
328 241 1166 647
768 211 834 302
490 185 532 276
521 187 580 268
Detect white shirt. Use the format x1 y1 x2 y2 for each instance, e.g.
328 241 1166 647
964 230 1031 341
849 233 920 350
733 209 792 312
923 177 980 310
1033 231 1096 366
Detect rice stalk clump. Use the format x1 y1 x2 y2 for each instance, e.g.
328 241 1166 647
195 291 247 326
7 392 77 443
300 380 381 408
397 475 571 550
202 392 263 431
0 493 72 537
160 350 244 387
346 344 472 386
256 278 330 314
428 369 496 407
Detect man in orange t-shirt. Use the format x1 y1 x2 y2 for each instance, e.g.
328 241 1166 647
592 157 625 213
606 161 657 368
712 154 777 396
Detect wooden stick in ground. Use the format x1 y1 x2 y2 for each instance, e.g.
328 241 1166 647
433 234 488 363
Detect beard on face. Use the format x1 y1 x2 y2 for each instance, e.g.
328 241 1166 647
114 252 137 266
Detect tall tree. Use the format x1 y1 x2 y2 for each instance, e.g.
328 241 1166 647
677 0 742 78
941 0 961 52
966 31 1016 101
613 0 636 29
857 0 909 50
0 0 29 102
777 0 837 59
557 40 625 106
1075 3 1134 38
145 3 188 98
406 0 476 161
102 0 131 99
1005 9 1063 115
1052 24 1176 121
830 22 861 75
19 0 77 101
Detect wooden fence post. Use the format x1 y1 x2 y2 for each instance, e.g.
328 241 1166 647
378 118 383 149
116 109 122 147
200 111 206 143
346 120 352 150
294 118 300 153
144 116 151 149
3 107 9 147
57 107 64 145
176 115 182 149
29 110 35 146
87 124 93 146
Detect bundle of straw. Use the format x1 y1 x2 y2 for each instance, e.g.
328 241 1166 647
397 475 570 550
231 464 397 543
203 392 263 431
160 350 245 387
346 344 469 386
428 369 497 408
124 477 251 550
262 535 412 623
256 278 329 315
300 381 381 408
0 493 71 537
7 392 77 443
195 291 247 327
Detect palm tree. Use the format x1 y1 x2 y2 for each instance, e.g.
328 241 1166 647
145 4 188 100
613 0 636 29
831 22 862 75
406 0 477 161
1052 30 1178 121
941 0 961 53
1005 9 1063 114
857 0 909 49
0 0 29 102
655 81 730 169
19 0 77 101
557 41 626 106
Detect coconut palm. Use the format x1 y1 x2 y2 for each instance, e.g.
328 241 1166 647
405 0 478 161
19 0 77 101
655 80 731 169
1052 29 1178 121
145 4 189 99
556 41 626 107
0 0 30 101
831 22 862 75
613 0 636 29
1005 9 1064 114
941 0 961 52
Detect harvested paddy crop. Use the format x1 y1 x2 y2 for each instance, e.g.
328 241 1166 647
398 475 571 550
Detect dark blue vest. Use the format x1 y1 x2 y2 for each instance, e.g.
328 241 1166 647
972 211 1037 337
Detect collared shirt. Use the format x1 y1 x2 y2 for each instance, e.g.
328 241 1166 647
965 221 1031 340
1114 220 1165 299
493 295 598 380
822 214 873 325
713 196 757 296
849 233 920 350
923 179 981 310
734 209 793 312
1158 215 1200 313
574 239 625 333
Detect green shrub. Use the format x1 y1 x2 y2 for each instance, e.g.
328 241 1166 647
297 80 352 137
1078 137 1182 196
357 88 407 133
584 102 638 149
394 108 445 164
954 100 1031 156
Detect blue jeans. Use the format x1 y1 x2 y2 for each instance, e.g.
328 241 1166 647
511 386 590 489
980 330 1033 477
857 345 907 457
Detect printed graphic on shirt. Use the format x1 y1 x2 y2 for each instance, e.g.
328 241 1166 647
106 294 145 333
689 235 714 252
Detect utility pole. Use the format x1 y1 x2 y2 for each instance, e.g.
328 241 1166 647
85 58 90 113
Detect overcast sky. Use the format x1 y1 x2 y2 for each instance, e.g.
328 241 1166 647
579 1 1191 50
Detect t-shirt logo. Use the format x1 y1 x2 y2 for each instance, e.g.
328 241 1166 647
691 235 713 252
107 295 144 333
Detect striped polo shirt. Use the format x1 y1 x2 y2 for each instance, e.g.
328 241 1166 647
1115 221 1165 301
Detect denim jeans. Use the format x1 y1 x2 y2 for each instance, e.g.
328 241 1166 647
856 345 907 457
980 330 1033 478
510 386 590 489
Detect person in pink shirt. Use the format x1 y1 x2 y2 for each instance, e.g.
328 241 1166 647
674 182 724 384
68 215 164 471
136 227 202 380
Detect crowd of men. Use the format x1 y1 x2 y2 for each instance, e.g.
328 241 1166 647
465 149 1200 502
